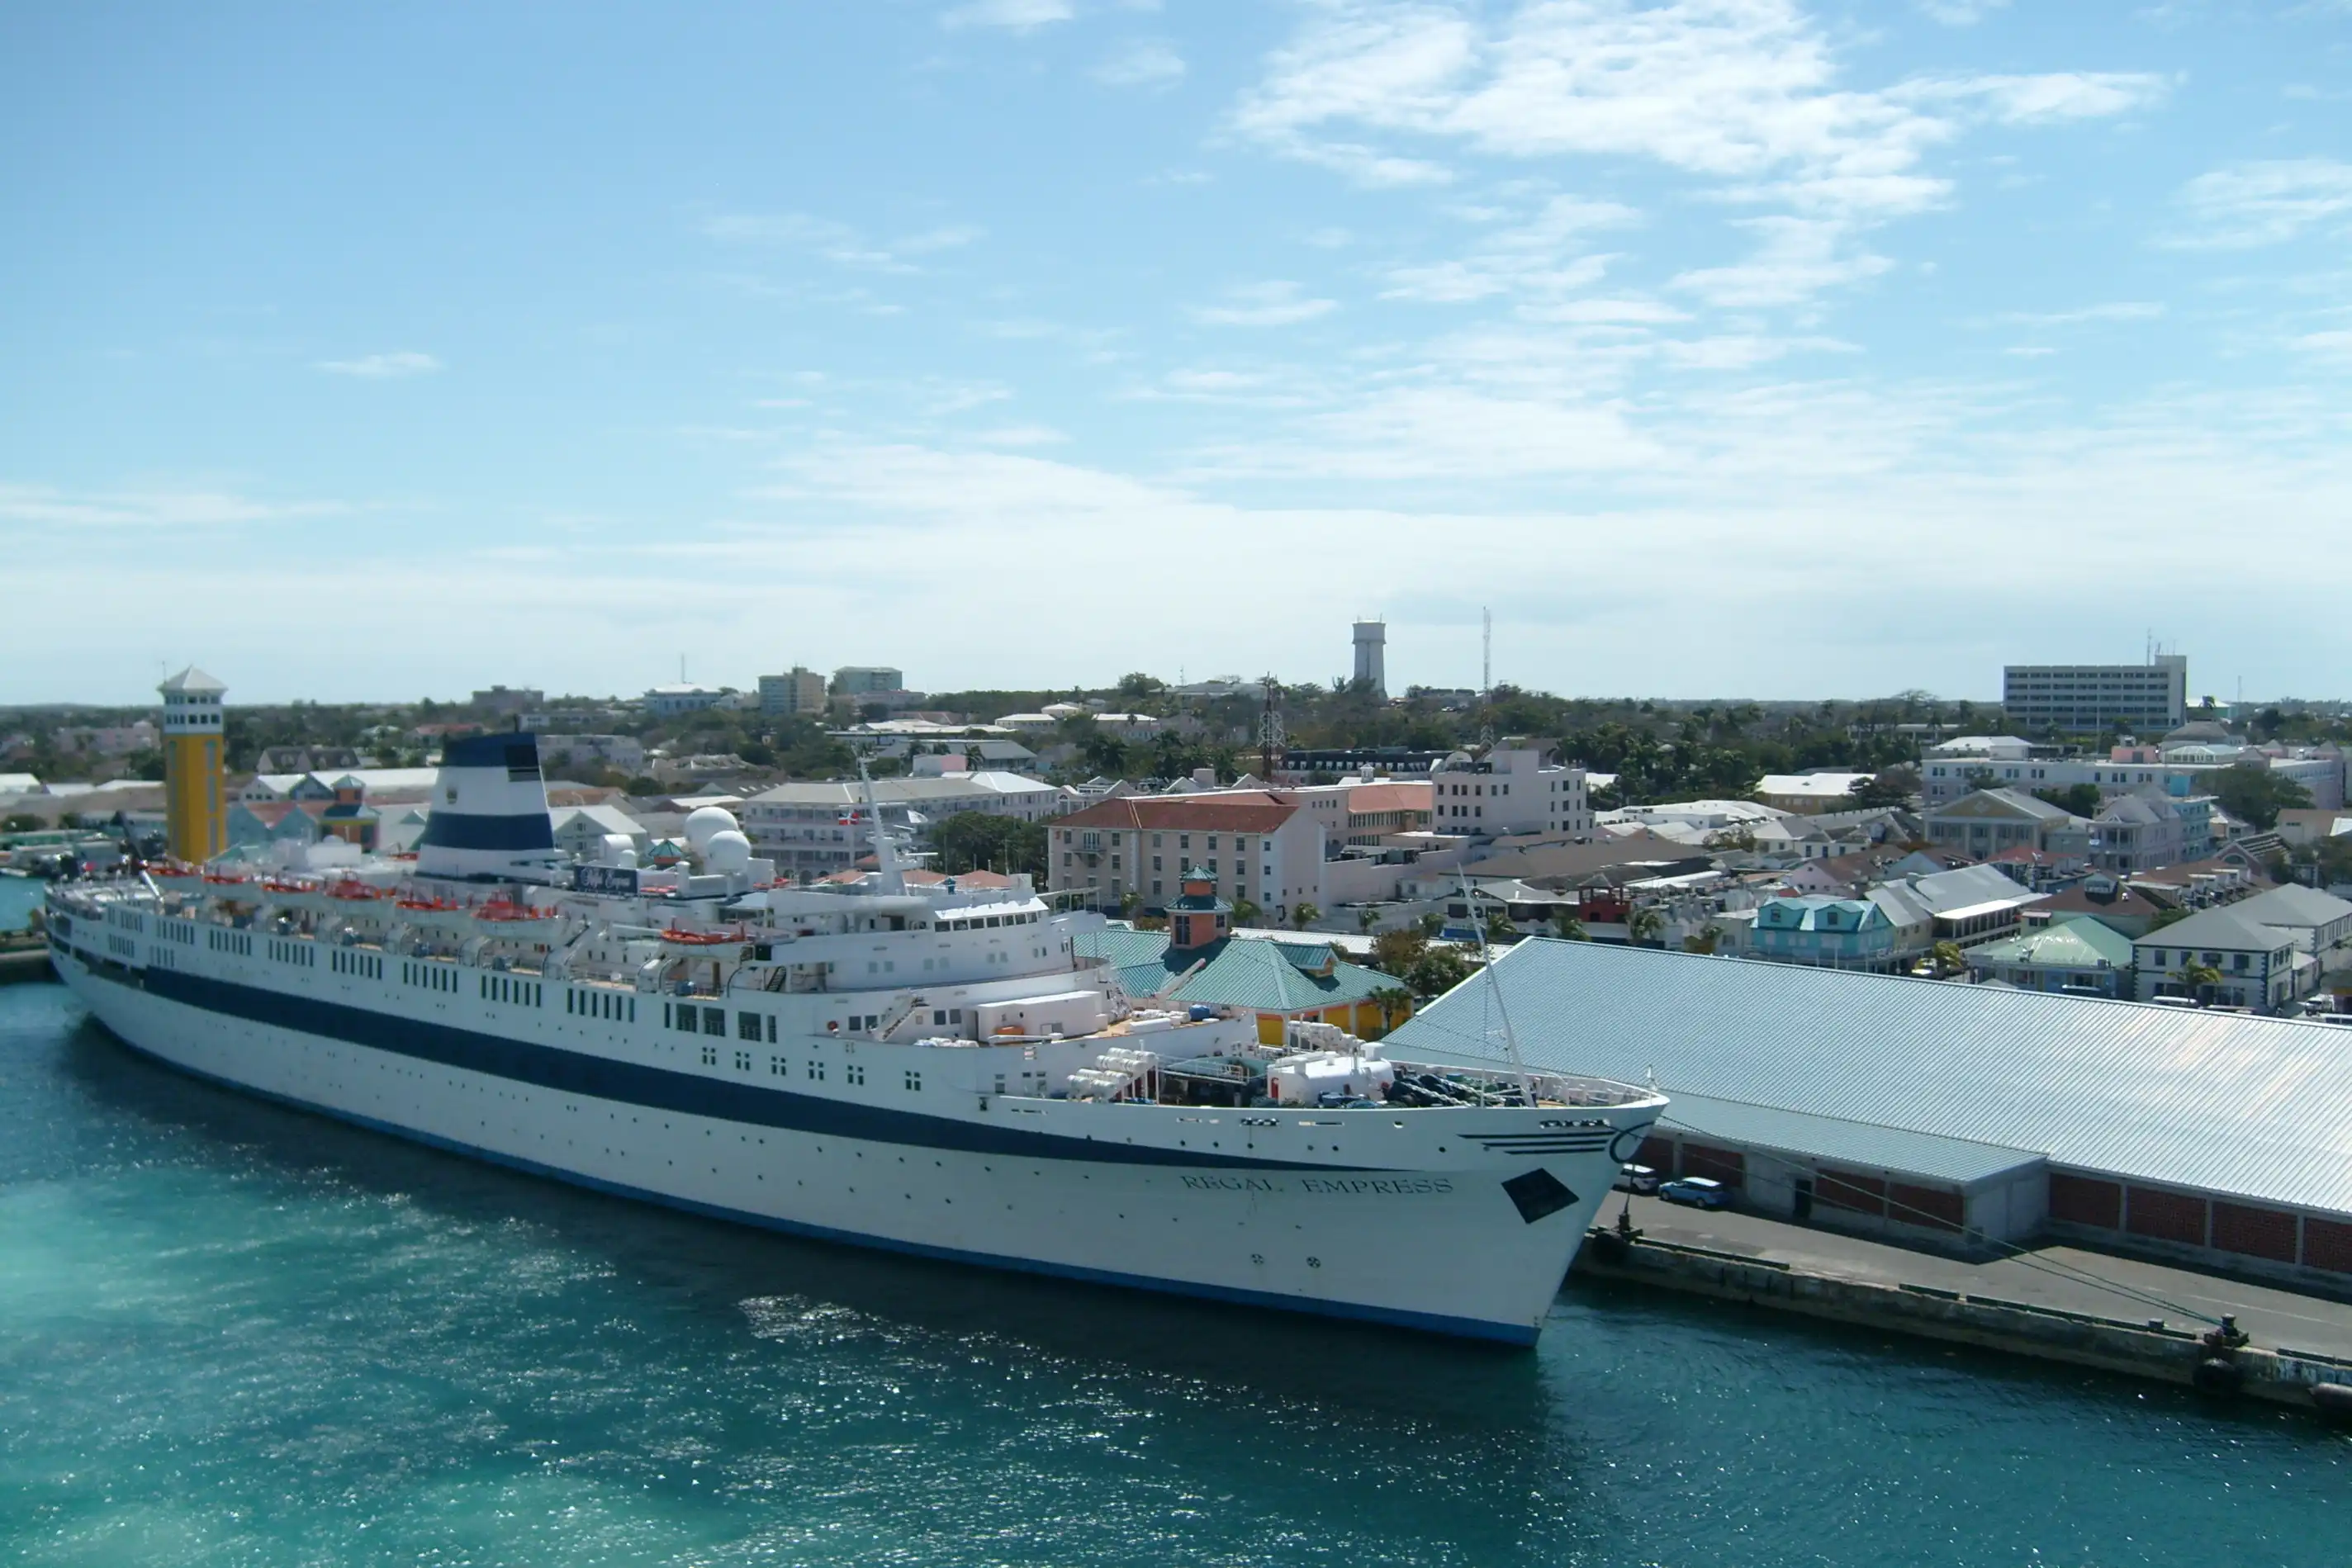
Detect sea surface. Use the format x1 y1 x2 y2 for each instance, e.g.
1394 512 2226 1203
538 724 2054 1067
2 981 2343 1568
0 874 41 931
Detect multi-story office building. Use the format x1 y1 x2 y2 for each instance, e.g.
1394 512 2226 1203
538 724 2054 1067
758 667 827 717
832 666 906 697
1426 746 1591 839
2003 656 2187 736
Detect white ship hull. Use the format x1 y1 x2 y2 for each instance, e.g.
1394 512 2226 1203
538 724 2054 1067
51 937 1656 1344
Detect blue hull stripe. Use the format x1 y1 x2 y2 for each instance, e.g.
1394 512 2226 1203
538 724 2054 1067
99 1022 1541 1347
121 964 1347 1172
415 812 556 851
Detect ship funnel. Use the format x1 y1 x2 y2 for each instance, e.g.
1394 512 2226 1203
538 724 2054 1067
415 732 562 883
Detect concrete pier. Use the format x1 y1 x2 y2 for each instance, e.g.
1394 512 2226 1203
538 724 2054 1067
1578 1196 2352 1414
0 945 52 986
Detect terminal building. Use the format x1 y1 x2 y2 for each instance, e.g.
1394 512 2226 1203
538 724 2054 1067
1389 940 2352 1290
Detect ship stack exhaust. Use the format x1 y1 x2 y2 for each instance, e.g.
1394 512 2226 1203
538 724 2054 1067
414 732 562 883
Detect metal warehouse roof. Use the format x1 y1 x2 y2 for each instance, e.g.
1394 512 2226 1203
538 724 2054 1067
1653 1092 2046 1187
1384 939 2352 1218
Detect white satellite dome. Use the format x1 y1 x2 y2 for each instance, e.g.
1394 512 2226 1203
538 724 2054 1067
703 829 752 874
600 834 638 869
684 804 739 850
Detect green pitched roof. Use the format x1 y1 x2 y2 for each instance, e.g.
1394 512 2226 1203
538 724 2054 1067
1076 928 1399 1014
1170 939 1396 1014
1969 918 2134 971
1077 926 1193 1000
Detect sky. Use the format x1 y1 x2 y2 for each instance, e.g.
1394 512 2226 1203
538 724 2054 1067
3 1 2350 708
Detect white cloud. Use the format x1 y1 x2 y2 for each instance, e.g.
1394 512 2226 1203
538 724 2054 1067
969 424 1072 446
0 483 345 528
2165 159 2352 249
1529 297 1692 324
1381 193 1637 305
1092 40 1186 88
1670 216 1891 308
1902 72 2171 126
1191 281 1340 326
702 211 983 272
316 351 441 378
1994 301 2165 325
2293 329 2352 361
895 224 984 253
1915 0 2009 22
1235 1 2167 219
941 0 1072 31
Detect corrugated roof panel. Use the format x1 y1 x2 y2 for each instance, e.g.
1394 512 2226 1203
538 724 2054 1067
1653 1092 2046 1187
1384 939 2352 1217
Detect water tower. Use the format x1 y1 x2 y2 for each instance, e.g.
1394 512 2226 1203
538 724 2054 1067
1350 619 1387 699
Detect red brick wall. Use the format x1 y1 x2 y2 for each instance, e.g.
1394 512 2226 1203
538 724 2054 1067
1817 1170 1887 1215
2211 1201 2297 1263
1890 1182 1964 1233
2305 1217 2352 1274
2049 1173 2122 1229
2125 1186 2208 1247
1682 1144 1746 1188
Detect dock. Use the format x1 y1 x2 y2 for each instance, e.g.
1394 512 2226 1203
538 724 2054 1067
1578 1196 2352 1415
0 941 52 986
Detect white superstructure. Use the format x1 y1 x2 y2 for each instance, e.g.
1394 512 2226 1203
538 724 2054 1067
44 734 1662 1344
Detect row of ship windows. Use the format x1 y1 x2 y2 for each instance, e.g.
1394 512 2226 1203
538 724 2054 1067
666 1003 967 1043
330 950 383 979
935 911 1043 932
207 929 254 955
691 1044 922 1092
482 973 542 1007
568 989 637 1023
266 939 315 968
403 961 457 992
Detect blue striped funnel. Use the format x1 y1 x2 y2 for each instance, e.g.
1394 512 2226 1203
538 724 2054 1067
415 732 562 883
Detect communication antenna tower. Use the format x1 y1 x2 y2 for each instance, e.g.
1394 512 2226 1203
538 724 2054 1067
1259 676 1286 782
1482 608 1492 703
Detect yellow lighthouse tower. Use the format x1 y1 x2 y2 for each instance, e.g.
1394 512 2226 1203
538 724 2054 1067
159 666 228 864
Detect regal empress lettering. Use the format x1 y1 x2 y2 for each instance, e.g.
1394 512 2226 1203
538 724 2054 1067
1178 1174 1456 1196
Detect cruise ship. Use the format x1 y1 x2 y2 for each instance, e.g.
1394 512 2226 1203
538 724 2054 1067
45 727 1664 1344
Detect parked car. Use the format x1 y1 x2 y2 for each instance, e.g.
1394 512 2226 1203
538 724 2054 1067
1615 1163 1660 1195
1658 1176 1731 1210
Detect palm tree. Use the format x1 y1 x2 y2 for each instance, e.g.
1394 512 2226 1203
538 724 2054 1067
1681 923 1724 955
1292 901 1321 931
2181 959 2224 1002
1928 940 1965 978
1417 912 1445 939
1117 888 1142 921
1358 906 1381 935
1626 906 1666 946
1370 985 1413 1037
1483 909 1519 945
1231 897 1262 928
1552 910 1588 942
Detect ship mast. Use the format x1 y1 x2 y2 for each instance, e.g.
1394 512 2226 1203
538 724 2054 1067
856 754 907 896
1459 866 1536 1102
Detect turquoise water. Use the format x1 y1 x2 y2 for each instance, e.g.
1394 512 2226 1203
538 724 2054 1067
0 876 40 931
2 983 2342 1567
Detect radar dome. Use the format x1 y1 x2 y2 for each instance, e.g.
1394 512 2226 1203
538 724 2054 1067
703 829 752 874
684 805 739 850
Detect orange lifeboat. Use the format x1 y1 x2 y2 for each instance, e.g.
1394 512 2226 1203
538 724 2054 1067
660 926 742 946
